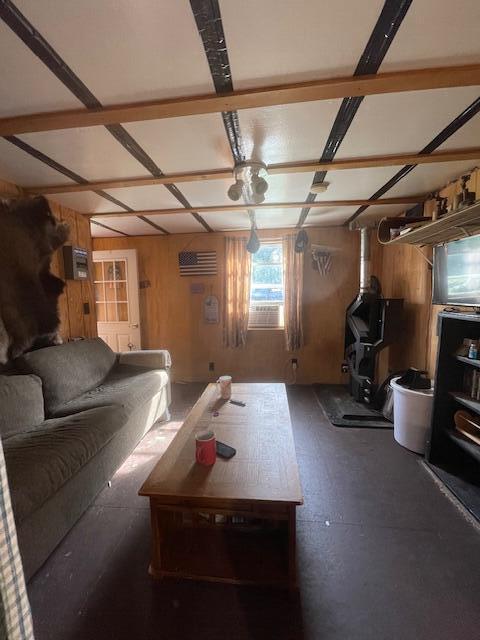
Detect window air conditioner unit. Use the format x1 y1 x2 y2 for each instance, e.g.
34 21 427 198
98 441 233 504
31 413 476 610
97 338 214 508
249 304 282 328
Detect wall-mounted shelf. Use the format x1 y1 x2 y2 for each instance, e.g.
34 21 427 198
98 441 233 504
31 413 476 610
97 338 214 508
378 200 480 246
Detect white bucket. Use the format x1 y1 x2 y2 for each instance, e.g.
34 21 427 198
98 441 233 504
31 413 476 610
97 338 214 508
390 377 434 454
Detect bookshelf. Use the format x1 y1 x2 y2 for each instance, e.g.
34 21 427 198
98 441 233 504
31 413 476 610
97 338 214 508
426 312 480 521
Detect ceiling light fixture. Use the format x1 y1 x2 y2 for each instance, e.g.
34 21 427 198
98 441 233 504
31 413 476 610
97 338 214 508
310 180 329 194
227 161 269 205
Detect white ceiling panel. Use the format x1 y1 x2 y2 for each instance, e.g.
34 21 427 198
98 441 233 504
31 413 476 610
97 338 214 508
306 205 404 227
381 0 480 72
49 192 124 214
0 21 81 117
90 222 123 238
337 87 480 159
221 0 384 89
264 173 315 203
201 211 250 231
314 167 401 201
178 179 233 207
125 114 233 173
380 161 480 200
105 184 184 212
145 213 207 234
15 0 214 104
19 127 146 182
359 206 405 223
91 215 163 236
238 101 342 164
254 208 301 229
438 113 480 151
305 207 358 227
0 137 74 187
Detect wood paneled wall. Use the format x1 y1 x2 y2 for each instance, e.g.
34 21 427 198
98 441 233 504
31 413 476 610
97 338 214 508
1 177 97 342
48 200 97 340
372 239 434 380
374 166 480 382
93 227 360 384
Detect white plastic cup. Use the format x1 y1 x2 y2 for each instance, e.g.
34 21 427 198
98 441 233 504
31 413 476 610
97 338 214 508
391 377 434 454
217 375 232 399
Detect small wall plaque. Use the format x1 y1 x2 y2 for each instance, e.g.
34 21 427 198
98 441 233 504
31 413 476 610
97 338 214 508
190 282 205 294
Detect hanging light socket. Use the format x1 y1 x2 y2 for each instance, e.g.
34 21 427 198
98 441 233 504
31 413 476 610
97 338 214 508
227 179 244 201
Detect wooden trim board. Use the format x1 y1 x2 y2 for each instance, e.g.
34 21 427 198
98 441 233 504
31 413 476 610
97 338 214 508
25 148 480 195
1 64 479 135
87 196 424 219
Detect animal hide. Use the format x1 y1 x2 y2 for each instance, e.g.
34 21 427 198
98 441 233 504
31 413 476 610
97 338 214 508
0 196 69 363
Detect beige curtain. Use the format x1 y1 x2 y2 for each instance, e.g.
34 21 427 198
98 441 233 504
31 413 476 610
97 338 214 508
224 237 252 348
283 234 304 351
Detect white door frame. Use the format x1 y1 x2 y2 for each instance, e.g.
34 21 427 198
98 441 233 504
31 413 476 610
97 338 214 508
92 249 141 351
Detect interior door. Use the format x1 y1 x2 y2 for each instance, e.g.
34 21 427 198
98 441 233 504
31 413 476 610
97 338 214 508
92 249 141 352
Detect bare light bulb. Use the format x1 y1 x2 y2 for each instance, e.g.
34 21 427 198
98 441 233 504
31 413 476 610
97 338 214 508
227 179 244 201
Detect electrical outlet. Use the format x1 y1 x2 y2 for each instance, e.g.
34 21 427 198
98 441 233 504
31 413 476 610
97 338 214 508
209 362 215 371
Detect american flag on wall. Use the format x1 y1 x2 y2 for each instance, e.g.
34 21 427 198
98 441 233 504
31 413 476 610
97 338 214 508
178 251 217 276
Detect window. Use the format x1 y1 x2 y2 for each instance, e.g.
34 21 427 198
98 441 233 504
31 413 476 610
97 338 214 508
249 242 284 328
93 259 129 322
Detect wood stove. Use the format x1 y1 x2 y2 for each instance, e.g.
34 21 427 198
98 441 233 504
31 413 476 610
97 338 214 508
344 228 403 403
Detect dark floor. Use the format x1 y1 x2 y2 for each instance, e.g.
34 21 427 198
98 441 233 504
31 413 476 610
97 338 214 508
28 384 480 640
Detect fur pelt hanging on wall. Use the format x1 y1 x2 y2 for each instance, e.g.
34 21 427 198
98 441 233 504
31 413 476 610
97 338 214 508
0 196 69 363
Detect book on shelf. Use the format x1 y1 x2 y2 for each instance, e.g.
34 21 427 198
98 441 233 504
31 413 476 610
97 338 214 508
464 368 480 401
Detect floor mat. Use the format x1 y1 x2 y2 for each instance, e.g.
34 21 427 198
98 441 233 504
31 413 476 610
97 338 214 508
313 384 393 429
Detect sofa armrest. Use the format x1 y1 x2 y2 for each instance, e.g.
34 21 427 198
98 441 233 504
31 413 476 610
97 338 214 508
118 350 172 370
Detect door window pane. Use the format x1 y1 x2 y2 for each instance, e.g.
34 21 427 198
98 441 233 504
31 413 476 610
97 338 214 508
93 262 103 281
106 303 117 322
96 303 106 322
104 261 115 282
117 303 128 322
94 283 105 302
115 260 126 280
105 282 116 302
116 282 128 302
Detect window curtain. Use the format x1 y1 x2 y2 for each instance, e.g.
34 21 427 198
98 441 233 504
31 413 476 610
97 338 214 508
283 234 304 351
224 237 252 348
0 439 34 640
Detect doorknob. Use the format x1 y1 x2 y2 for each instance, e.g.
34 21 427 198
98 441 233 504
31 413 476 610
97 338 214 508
131 323 139 328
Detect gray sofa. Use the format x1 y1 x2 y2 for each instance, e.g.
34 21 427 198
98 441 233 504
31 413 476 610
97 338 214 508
0 338 171 580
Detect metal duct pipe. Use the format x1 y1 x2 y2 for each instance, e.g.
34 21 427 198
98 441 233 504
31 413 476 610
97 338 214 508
359 227 371 294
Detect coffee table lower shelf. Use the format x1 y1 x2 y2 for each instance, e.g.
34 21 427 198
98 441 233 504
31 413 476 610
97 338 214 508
148 503 297 589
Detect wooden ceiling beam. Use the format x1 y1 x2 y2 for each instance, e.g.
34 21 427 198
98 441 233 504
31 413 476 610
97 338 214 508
25 148 480 195
2 64 480 136
85 196 423 219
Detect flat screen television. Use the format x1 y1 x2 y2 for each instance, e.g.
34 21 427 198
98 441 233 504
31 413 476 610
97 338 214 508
433 234 480 306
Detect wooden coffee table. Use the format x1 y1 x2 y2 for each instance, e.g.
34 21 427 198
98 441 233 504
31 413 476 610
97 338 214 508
139 383 303 588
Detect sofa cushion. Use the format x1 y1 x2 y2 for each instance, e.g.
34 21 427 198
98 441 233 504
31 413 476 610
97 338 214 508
0 374 44 438
52 364 169 417
3 405 127 525
15 338 117 415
